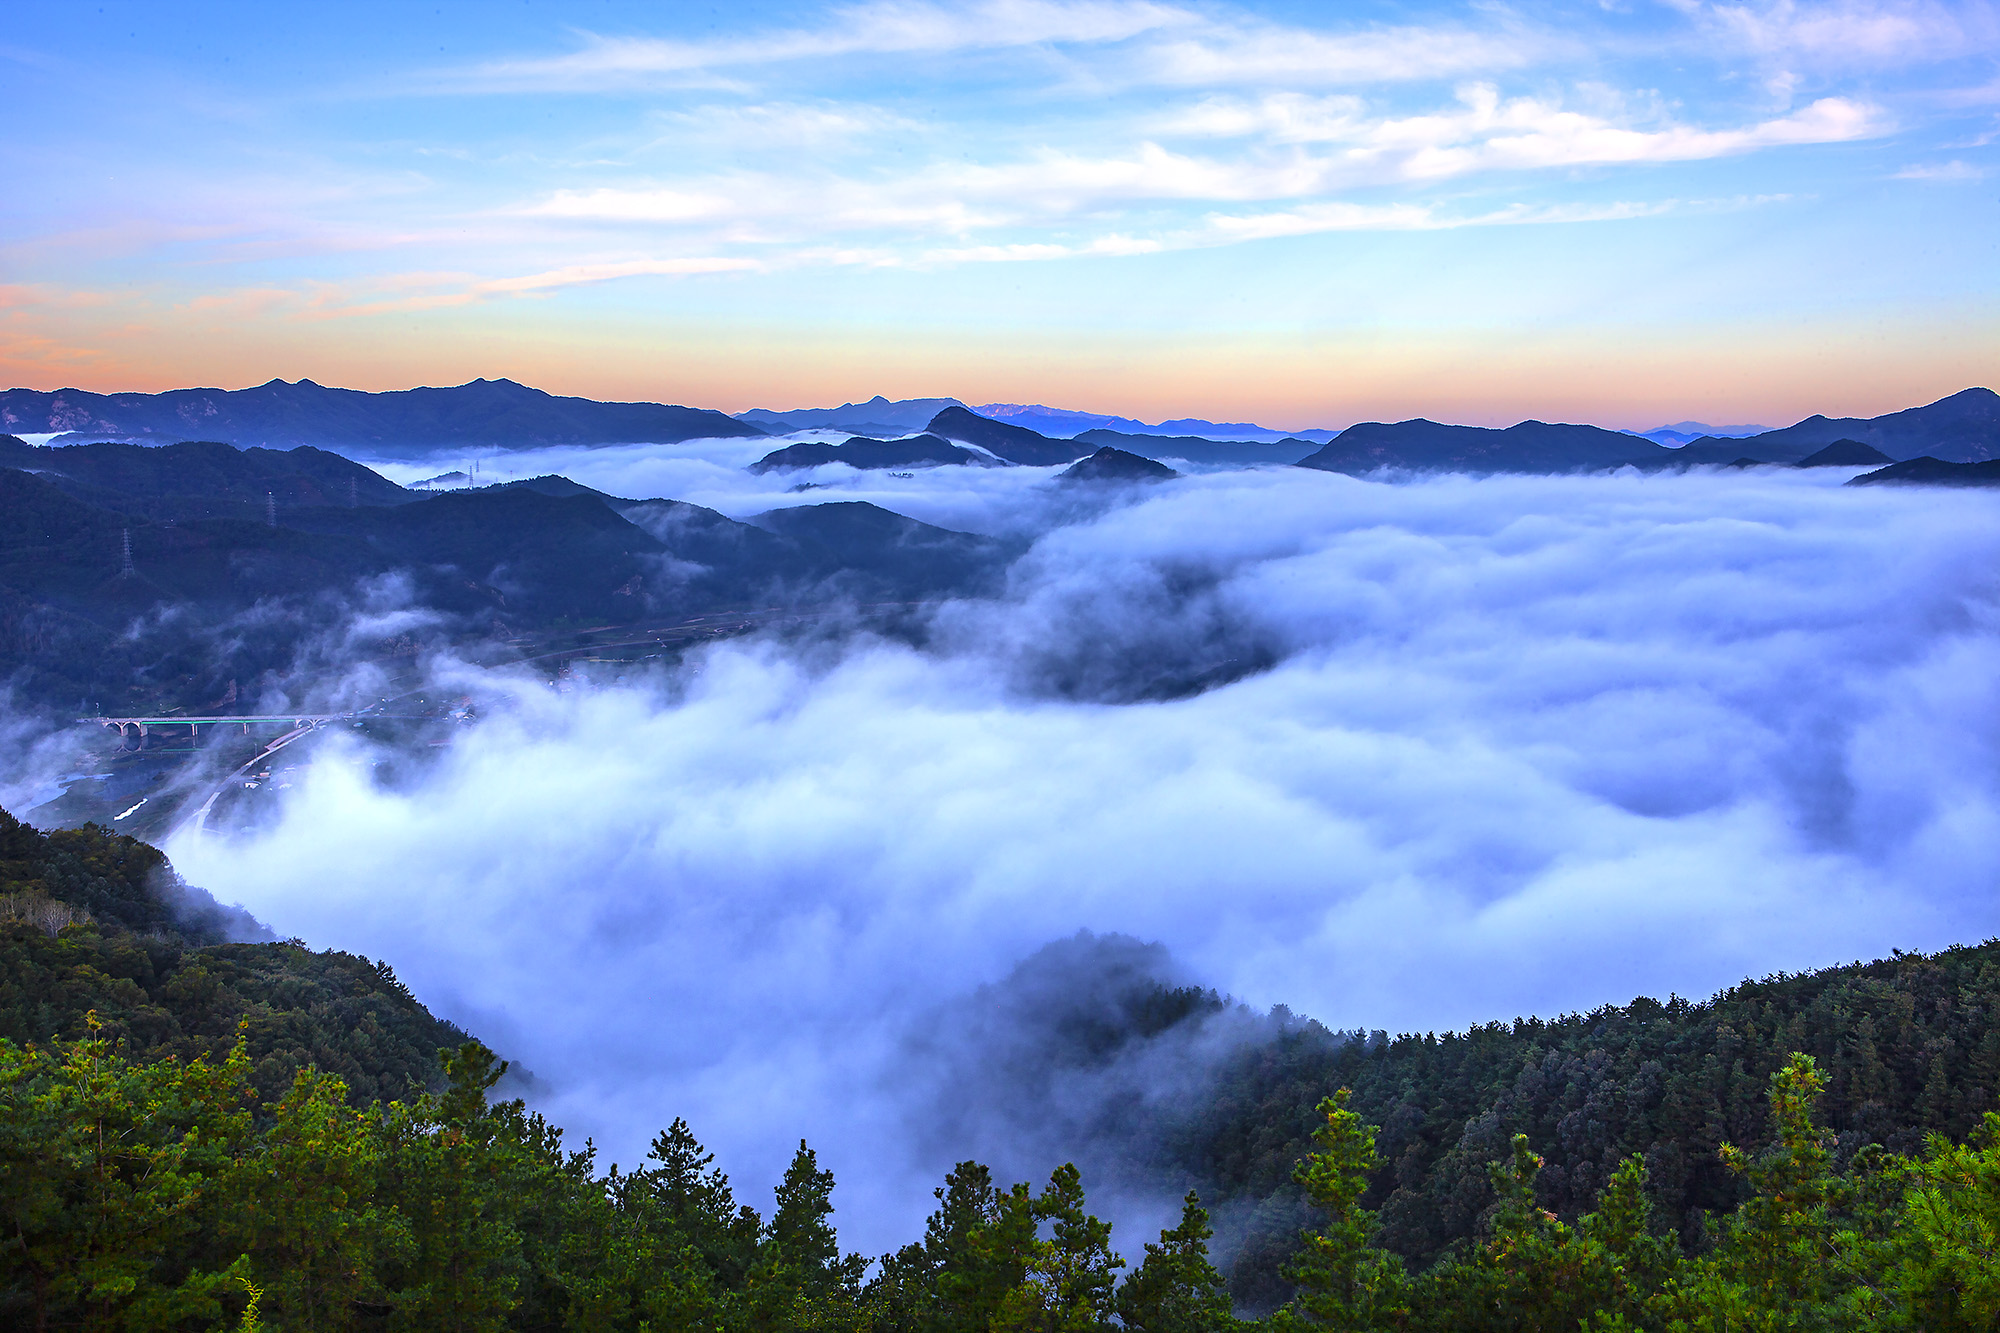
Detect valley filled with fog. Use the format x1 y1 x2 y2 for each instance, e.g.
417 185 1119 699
105 444 2000 1252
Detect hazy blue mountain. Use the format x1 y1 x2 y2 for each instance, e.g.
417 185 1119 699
0 464 390 611
1057 447 1181 483
976 402 1340 442
1291 391 1995 473
1632 421 1771 446
1796 439 1894 467
747 500 1013 596
0 378 761 453
0 437 1021 713
734 395 966 435
1297 418 1667 475
1848 456 2000 487
1073 428 1321 465
1625 442 1783 469
925 406 1090 466
282 489 673 622
1149 416 1337 442
410 471 471 490
0 435 413 522
969 403 1153 435
486 473 637 503
1698 387 1999 463
744 397 1341 442
747 433 985 473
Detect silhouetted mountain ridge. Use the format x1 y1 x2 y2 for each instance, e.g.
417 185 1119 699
0 434 412 521
735 396 965 436
1058 448 1180 483
748 433 985 473
0 439 1015 713
1073 429 1320 466
926 407 1089 466
1847 456 2000 487
1796 439 1893 468
1294 390 1995 474
1297 419 1656 475
1687 387 1998 464
0 378 761 453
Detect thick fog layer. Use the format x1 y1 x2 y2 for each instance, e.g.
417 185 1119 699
162 462 1999 1253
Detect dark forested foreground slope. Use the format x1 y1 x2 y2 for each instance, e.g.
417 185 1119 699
1163 941 2000 1303
4 807 1999 1329
0 808 466 1109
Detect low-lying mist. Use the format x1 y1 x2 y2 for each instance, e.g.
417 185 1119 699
149 461 1999 1255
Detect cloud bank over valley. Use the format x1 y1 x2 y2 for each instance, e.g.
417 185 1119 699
145 459 2000 1252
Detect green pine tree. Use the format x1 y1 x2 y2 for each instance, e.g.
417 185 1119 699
1115 1191 1239 1333
1276 1088 1409 1331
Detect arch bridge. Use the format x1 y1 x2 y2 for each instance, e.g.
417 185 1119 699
87 714 358 752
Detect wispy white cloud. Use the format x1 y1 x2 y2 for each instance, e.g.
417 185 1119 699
9 0 1980 356
504 89 1883 253
1195 197 1680 243
1132 20 1550 87
1393 91 1885 176
1169 86 1884 155
801 195 1722 270
463 0 1201 89
178 256 763 322
471 257 762 295
1680 0 1999 67
1893 157 1987 179
647 101 918 150
522 188 739 224
448 0 1573 102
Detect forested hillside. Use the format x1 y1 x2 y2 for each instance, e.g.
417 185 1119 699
1168 943 2000 1305
0 808 465 1107
3 808 1997 1328
0 437 1011 714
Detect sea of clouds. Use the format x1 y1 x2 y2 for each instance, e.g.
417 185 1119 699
143 445 2000 1254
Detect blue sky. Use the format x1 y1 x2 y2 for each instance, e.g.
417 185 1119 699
3 0 1996 426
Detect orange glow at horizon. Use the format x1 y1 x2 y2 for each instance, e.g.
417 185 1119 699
4 302 1994 433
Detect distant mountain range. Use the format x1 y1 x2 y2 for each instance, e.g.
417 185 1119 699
734 396 962 437
745 408 1268 472
1634 421 1772 446
1682 387 1999 463
0 433 1011 715
1297 388 1999 475
741 393 2000 479
5 378 1992 476
735 395 1340 443
736 398 1787 449
1297 419 1653 475
0 435 408 522
747 432 989 474
0 378 761 454
1073 430 1324 467
970 402 1341 444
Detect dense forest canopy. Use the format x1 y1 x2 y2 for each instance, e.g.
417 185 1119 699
3 807 1997 1328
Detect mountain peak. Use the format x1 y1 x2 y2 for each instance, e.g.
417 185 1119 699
1057 447 1180 483
926 406 1088 467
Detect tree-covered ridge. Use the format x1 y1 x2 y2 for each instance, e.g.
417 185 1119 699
1170 940 2000 1300
4 1028 1997 1330
0 808 466 1107
5 808 1999 1327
